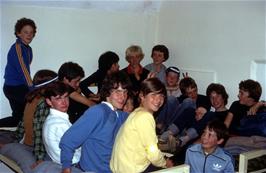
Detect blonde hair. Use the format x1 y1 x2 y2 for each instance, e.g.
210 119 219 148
125 45 144 62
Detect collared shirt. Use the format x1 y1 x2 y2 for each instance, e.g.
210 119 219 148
43 108 81 164
60 103 128 173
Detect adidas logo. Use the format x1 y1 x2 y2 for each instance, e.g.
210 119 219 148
212 163 222 171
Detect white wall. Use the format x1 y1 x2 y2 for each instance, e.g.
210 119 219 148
158 1 266 106
1 1 266 117
0 3 158 117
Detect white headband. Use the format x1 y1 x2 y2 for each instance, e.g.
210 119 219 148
34 76 58 88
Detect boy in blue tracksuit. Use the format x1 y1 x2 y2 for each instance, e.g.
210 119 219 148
60 72 131 173
2 18 37 127
185 120 234 173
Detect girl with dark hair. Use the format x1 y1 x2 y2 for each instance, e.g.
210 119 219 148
111 78 173 173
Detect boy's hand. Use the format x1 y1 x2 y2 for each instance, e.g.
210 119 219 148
195 107 207 121
182 72 189 78
166 157 174 167
62 168 71 173
247 101 264 115
31 160 43 169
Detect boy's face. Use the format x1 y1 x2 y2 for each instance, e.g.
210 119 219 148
109 63 120 73
238 89 253 105
152 50 165 65
210 91 225 110
107 85 128 110
201 127 223 153
17 25 35 45
185 87 198 101
166 72 179 87
46 93 69 113
128 52 142 66
64 76 82 90
140 92 165 114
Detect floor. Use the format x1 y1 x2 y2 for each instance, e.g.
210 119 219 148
0 162 15 173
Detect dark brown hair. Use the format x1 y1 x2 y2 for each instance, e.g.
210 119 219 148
239 79 262 102
15 18 37 37
206 83 228 105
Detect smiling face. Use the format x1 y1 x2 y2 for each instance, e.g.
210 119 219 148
106 86 128 110
200 127 223 154
210 91 225 111
17 25 35 45
152 50 165 65
140 92 165 114
46 92 69 113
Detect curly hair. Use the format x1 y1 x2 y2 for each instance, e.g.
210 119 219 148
15 18 37 37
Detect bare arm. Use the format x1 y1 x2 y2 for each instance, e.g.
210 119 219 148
224 112 233 129
70 91 96 107
62 168 71 173
248 101 265 115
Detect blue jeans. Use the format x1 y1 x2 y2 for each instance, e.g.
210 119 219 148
0 143 36 173
157 96 196 130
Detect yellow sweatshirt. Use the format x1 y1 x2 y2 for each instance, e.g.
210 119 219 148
110 107 166 173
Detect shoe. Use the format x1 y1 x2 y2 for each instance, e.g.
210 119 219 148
168 135 177 153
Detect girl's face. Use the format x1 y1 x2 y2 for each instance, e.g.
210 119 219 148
152 51 165 65
17 25 35 45
123 98 134 113
209 91 225 111
166 72 179 87
140 92 165 114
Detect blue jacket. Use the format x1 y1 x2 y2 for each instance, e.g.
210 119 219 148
4 38 33 86
60 103 128 173
185 144 234 173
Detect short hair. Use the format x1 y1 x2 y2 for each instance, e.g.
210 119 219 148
179 77 197 95
98 51 119 73
100 72 131 101
206 120 228 141
58 62 85 81
140 78 167 98
44 81 71 99
239 79 262 102
151 44 169 61
15 18 37 37
125 45 144 62
26 69 57 102
206 83 229 105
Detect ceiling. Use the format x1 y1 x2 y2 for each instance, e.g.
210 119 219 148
1 0 162 13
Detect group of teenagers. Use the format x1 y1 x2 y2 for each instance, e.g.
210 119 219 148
1 17 266 173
